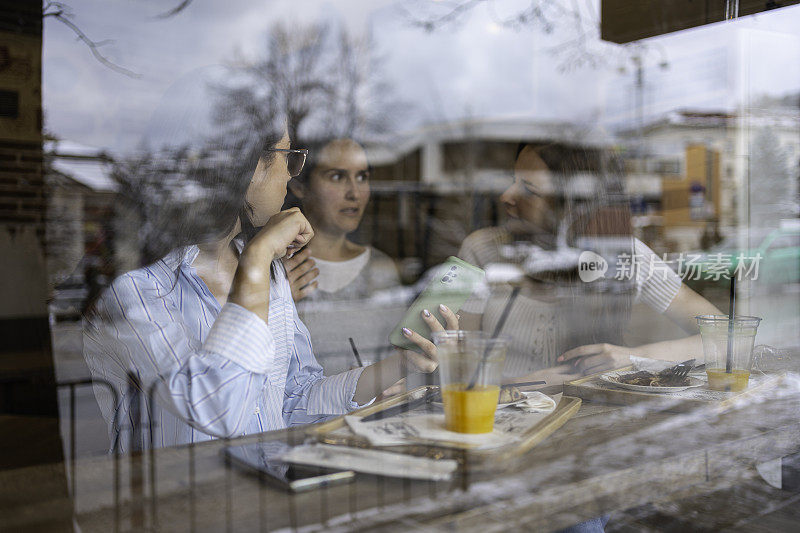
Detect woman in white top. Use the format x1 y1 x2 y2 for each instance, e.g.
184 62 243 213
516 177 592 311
459 144 721 384
282 138 400 303
278 138 406 371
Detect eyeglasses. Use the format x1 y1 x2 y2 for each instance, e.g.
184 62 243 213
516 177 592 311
264 148 308 177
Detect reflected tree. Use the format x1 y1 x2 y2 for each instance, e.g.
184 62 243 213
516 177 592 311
214 22 403 142
323 28 403 138
401 0 669 74
749 128 795 227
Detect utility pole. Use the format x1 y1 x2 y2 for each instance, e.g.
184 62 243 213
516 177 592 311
632 54 645 160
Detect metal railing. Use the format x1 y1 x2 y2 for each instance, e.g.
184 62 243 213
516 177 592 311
1 375 122 531
58 376 122 533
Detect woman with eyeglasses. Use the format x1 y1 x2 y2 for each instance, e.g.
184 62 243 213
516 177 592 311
82 70 452 451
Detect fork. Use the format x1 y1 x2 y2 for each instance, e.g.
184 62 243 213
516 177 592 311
665 359 696 380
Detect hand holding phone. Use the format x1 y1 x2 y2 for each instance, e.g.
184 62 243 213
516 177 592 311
396 303 460 373
389 257 485 352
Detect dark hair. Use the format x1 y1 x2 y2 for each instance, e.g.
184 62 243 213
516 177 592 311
115 133 284 266
82 66 284 313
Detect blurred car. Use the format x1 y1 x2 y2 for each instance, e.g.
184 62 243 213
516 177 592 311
691 226 800 285
49 278 89 322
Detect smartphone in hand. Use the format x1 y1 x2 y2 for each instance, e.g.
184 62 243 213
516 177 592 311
388 256 485 351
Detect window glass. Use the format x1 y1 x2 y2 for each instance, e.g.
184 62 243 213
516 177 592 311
2 2 799 529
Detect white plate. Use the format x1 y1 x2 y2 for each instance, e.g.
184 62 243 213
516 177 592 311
600 371 705 393
433 391 537 409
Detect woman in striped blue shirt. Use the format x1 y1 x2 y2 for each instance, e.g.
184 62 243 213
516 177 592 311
83 72 452 451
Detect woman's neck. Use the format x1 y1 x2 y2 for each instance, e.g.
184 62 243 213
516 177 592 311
197 237 231 261
194 226 240 304
308 227 364 261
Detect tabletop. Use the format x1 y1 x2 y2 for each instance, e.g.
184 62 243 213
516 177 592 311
3 377 800 532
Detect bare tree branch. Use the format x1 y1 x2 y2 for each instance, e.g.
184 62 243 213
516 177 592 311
43 1 141 78
402 0 668 74
214 22 405 144
155 0 194 20
403 0 486 32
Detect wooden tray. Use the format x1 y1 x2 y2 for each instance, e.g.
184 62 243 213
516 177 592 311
564 367 783 413
306 385 581 467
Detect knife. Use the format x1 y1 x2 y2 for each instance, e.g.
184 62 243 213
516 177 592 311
503 380 546 389
360 389 440 422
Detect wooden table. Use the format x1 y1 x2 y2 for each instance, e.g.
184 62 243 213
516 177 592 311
3 379 800 532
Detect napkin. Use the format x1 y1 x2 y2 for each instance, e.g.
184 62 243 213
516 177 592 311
344 413 512 448
344 393 561 449
280 443 457 481
513 391 557 413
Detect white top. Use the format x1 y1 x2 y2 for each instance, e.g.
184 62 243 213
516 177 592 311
313 250 371 293
460 227 681 314
297 246 404 372
458 227 683 377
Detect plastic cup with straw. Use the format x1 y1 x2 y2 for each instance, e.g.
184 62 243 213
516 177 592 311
431 287 517 434
432 330 508 433
696 276 762 392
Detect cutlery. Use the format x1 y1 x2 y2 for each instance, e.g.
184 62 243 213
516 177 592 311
502 381 546 389
360 389 439 422
666 359 695 380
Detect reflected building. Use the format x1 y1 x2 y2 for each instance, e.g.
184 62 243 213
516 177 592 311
363 117 614 277
0 5 74 526
618 104 800 252
0 1 43 241
44 140 117 295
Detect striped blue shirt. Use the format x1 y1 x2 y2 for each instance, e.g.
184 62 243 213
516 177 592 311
83 246 364 451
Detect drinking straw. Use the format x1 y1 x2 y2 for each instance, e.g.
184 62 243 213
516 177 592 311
466 286 521 390
726 276 736 374
348 337 364 368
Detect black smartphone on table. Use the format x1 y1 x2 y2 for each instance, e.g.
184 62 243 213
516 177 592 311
222 441 355 492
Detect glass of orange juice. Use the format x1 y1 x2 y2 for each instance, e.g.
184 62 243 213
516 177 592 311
432 331 507 433
696 315 761 392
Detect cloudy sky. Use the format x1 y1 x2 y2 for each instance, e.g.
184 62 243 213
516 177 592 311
43 0 800 154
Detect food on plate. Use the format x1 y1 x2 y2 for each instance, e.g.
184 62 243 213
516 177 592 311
617 369 689 387
498 386 525 404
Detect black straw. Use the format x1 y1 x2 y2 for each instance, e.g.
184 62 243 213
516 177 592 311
491 286 522 341
466 286 521 390
348 337 364 368
726 276 736 374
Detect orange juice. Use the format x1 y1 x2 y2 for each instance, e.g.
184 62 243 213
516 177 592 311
706 369 750 392
441 383 500 433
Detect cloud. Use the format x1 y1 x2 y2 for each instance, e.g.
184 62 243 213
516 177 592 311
42 1 800 154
